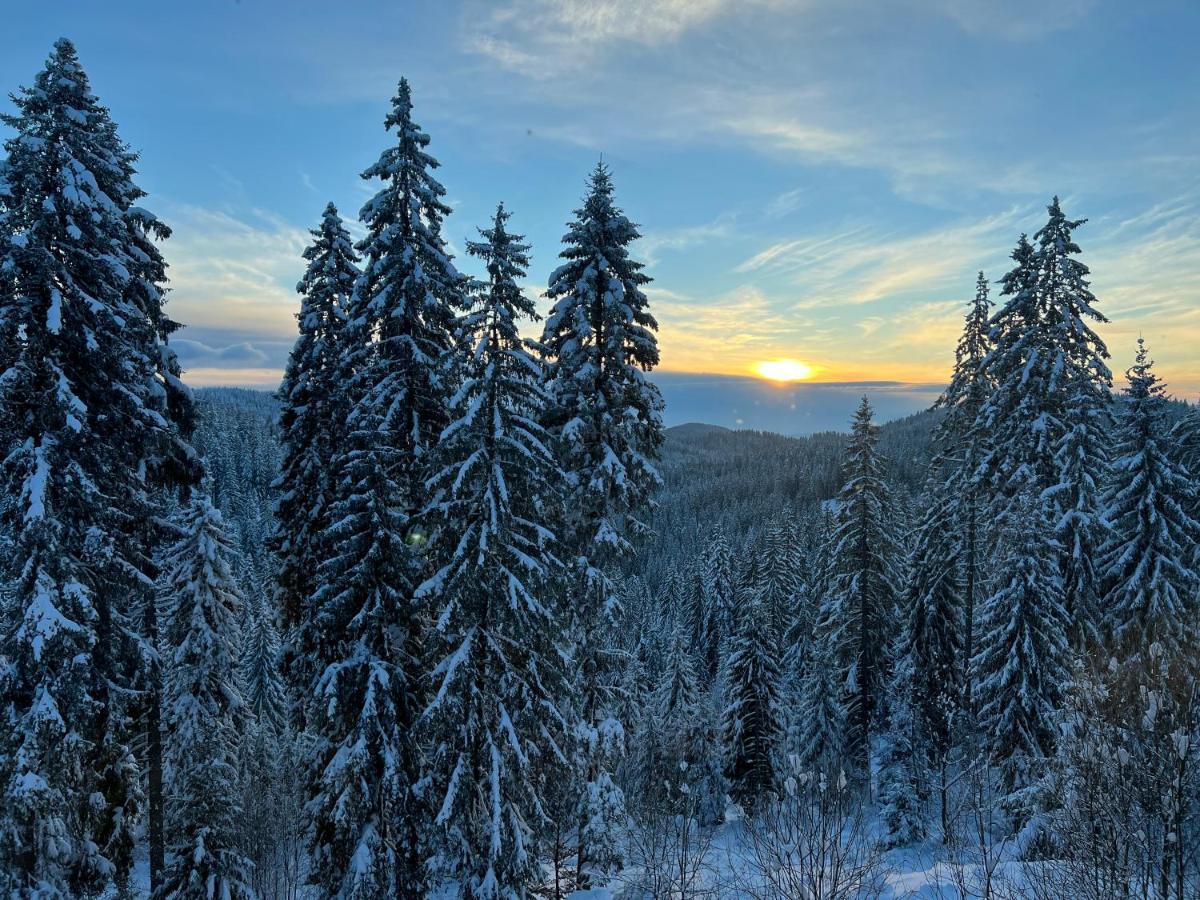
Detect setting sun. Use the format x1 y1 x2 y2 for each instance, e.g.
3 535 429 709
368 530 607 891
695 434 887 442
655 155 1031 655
754 359 814 383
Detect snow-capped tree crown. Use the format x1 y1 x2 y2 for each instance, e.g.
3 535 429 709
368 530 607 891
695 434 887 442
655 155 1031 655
541 163 664 558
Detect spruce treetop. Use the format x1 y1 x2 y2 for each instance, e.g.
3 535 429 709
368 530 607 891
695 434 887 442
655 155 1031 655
542 162 664 556
350 76 462 467
1100 338 1200 654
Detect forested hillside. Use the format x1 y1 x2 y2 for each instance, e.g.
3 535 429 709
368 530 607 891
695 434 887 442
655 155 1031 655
192 390 938 601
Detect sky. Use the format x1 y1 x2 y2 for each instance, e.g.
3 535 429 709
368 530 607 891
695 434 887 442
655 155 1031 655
3 0 1199 431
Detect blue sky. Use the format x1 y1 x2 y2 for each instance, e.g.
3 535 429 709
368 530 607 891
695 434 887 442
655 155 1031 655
4 0 1199 430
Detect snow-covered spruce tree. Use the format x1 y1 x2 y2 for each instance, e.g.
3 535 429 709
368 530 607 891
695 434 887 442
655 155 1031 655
641 628 725 823
934 272 991 711
417 204 570 898
977 201 1111 636
303 403 422 898
0 40 197 894
1171 403 1200 488
239 592 296 898
273 202 356 672
156 496 253 900
973 491 1069 815
1171 406 1200 549
819 397 900 774
1098 339 1200 656
791 617 846 772
240 592 287 737
1038 203 1112 640
883 472 963 843
722 565 784 814
693 526 735 678
540 162 664 884
352 76 462 499
782 506 831 706
877 670 925 847
301 78 462 897
757 521 805 645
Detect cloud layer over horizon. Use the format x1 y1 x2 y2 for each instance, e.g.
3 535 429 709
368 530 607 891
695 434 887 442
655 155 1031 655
5 1 1198 399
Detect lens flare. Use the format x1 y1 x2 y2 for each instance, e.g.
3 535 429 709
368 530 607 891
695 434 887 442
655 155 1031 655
755 359 814 382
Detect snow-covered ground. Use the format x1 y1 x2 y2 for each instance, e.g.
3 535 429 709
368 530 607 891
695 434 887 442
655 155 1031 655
566 816 1044 899
116 825 1050 899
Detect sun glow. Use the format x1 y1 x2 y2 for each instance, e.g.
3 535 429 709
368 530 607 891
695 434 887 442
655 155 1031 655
754 359 814 383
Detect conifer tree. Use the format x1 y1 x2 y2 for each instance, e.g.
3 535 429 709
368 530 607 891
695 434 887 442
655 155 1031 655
885 475 963 840
302 78 461 897
935 272 991 709
782 508 830 702
303 404 421 898
0 40 196 894
978 201 1111 635
1098 339 1200 655
540 163 663 883
974 493 1069 809
819 398 899 772
240 592 287 739
274 203 356 650
1171 403 1200 527
351 77 462 502
877 678 926 846
694 527 735 677
238 591 296 899
156 496 253 900
897 478 963 762
791 622 845 772
418 204 569 898
641 627 727 824
722 570 783 813
757 522 805 643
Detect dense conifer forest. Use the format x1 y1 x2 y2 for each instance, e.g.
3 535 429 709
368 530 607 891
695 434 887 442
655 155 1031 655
3 38 1200 900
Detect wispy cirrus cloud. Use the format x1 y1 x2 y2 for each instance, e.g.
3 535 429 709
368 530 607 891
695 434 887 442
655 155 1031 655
714 195 1200 392
465 0 788 79
639 214 737 265
734 205 1032 309
158 204 312 387
162 204 309 340
928 0 1095 40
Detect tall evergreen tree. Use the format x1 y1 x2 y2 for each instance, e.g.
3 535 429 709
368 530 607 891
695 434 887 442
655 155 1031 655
351 76 462 502
0 40 196 894
896 478 963 753
978 201 1111 634
1098 339 1200 655
885 473 963 840
540 163 663 883
273 202 356 648
791 620 845 772
1171 403 1200 528
155 496 253 900
974 492 1069 808
722 572 784 813
418 204 569 898
757 521 805 644
240 592 287 738
303 403 421 898
238 590 296 900
302 77 462 897
644 623 728 826
818 397 899 772
691 527 735 678
935 272 991 710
